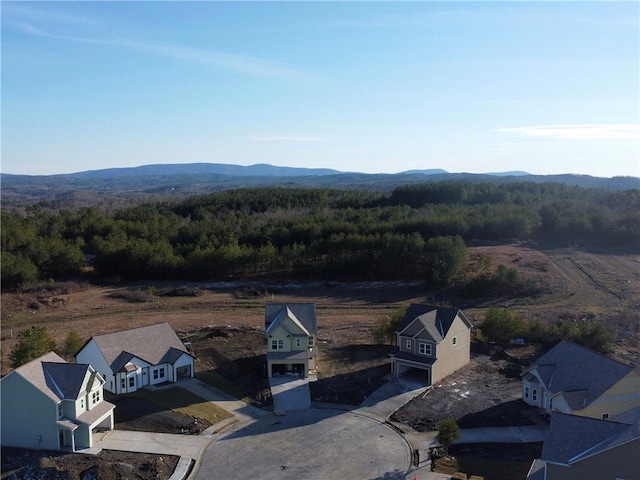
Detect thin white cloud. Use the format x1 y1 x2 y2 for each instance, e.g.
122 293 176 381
5 5 313 81
251 136 327 143
496 124 640 140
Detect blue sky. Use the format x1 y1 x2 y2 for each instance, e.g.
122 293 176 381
2 1 638 177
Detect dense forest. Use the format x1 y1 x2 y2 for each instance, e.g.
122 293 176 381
2 182 639 291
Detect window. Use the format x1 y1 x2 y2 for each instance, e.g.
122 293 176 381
128 377 135 388
57 402 64 419
271 339 284 350
549 398 553 410
153 369 159 380
532 389 538 402
308 336 314 346
121 378 126 390
405 340 412 350
295 338 302 348
159 368 165 378
419 343 432 355
80 398 85 410
91 390 100 405
524 386 530 399
602 413 609 420
452 336 457 346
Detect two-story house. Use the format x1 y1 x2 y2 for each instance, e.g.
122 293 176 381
265 303 318 378
390 304 472 385
0 351 115 452
75 322 195 394
521 340 640 418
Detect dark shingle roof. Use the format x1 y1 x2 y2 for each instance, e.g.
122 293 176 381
523 340 633 409
396 304 471 341
265 304 317 334
88 323 191 373
42 362 90 399
542 412 637 465
5 352 92 402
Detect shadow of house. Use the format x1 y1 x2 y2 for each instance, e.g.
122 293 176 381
310 364 391 405
456 399 537 429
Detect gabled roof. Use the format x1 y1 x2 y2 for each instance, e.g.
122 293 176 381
396 304 471 342
522 340 633 409
82 323 191 373
542 412 638 465
3 352 94 402
265 303 317 334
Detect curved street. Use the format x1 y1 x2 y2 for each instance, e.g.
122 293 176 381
194 408 411 480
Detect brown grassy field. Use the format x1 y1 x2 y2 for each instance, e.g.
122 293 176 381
2 245 639 374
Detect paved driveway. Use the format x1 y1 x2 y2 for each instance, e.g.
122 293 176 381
92 430 210 457
195 409 411 480
269 376 311 411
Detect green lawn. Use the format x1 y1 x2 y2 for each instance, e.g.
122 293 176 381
137 387 234 425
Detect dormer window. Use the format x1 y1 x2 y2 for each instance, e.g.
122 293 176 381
91 390 100 405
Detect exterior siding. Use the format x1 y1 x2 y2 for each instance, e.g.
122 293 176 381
431 317 471 384
545 438 640 480
575 370 640 419
1 374 58 450
76 340 114 393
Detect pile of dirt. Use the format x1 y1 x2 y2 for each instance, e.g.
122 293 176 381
1 448 179 480
392 355 535 431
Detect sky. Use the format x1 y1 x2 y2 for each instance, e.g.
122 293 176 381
2 1 639 178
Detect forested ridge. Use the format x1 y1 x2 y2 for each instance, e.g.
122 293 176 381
2 182 639 290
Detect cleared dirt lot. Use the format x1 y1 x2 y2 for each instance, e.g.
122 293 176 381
392 352 535 431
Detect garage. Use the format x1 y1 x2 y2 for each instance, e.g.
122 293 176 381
176 365 192 379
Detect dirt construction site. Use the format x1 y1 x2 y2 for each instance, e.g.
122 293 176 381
1 245 639 479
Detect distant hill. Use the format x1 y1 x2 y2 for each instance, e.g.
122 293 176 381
1 163 638 209
66 162 343 178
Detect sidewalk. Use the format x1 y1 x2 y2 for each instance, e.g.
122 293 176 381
454 425 548 444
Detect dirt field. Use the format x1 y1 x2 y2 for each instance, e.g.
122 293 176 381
1 448 179 480
1 245 639 479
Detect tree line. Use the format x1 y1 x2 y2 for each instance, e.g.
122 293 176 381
2 182 638 290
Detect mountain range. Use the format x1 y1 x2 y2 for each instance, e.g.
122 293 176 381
2 163 638 209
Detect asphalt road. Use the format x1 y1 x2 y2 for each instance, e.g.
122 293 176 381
194 408 411 480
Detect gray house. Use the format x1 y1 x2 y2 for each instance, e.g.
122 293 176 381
390 304 472 385
1 352 115 451
265 303 318 378
521 340 639 418
526 410 640 480
75 323 194 394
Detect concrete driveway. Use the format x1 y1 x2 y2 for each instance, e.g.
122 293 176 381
90 430 211 457
455 425 548 444
195 408 412 480
268 376 311 411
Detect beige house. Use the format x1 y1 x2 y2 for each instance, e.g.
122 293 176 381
390 304 472 385
1 352 115 452
526 410 640 480
521 340 640 418
75 323 194 394
265 303 318 378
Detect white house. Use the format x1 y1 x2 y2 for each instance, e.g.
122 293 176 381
75 322 194 394
1 352 115 451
